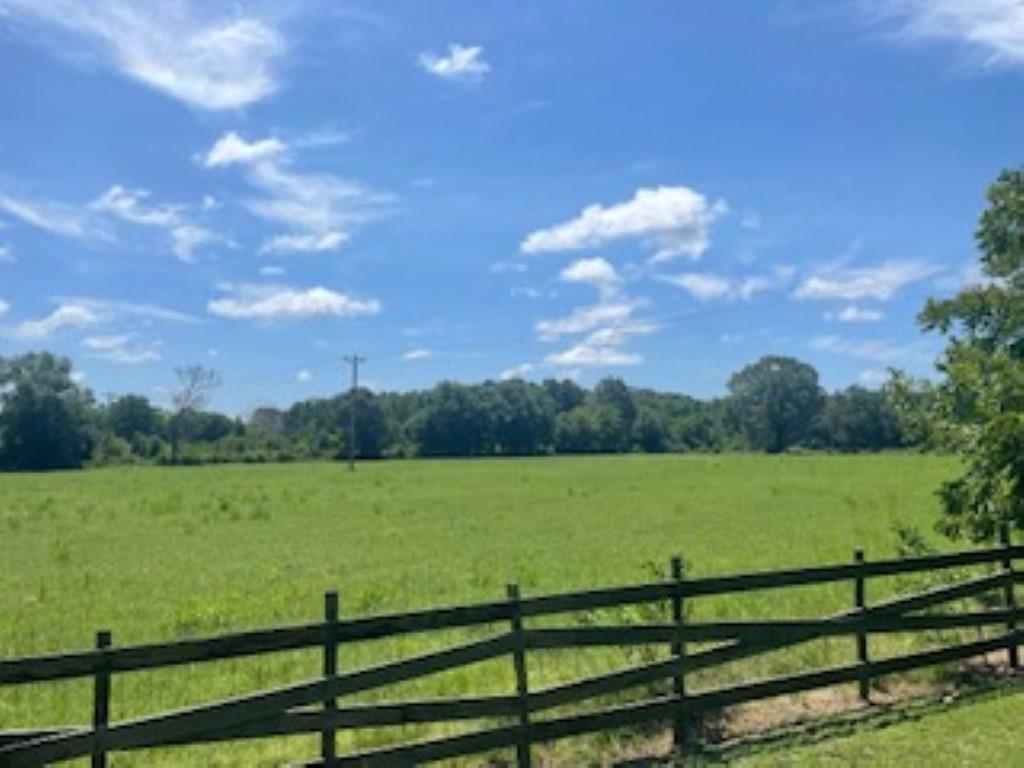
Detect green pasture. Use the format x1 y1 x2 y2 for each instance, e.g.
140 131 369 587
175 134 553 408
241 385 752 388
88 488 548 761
3 453 1010 766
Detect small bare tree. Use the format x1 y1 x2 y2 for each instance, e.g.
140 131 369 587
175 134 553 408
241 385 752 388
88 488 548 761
170 365 221 464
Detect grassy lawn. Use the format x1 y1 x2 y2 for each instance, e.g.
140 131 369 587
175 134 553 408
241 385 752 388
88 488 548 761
3 452 1005 766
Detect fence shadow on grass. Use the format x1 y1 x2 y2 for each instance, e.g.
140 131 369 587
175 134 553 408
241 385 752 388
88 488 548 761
612 669 1024 767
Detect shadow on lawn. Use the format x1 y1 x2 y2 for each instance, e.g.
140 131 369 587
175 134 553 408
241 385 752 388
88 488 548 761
612 669 1024 767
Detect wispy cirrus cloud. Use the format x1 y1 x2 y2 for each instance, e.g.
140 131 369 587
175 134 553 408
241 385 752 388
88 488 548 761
402 348 434 361
82 333 162 364
201 131 392 256
90 185 228 262
794 260 940 301
1 304 103 341
521 186 727 262
811 334 935 364
0 0 285 109
418 44 491 84
0 194 106 240
207 283 381 321
827 305 886 323
659 266 793 302
864 0 1024 70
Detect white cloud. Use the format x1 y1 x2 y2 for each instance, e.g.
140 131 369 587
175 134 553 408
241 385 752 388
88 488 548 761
660 268 789 302
0 1 285 109
259 265 286 277
296 368 313 383
402 348 434 360
201 132 390 252
202 132 287 168
560 257 621 295
500 363 535 381
259 231 349 255
208 284 381 321
660 272 732 301
868 0 1024 69
0 194 101 239
537 298 656 369
521 185 727 262
82 333 161 364
489 260 528 274
794 260 940 301
90 185 178 227
2 304 102 341
544 334 644 368
0 244 15 264
56 297 198 324
858 369 890 388
828 305 886 323
0 299 8 316
418 44 490 84
811 334 934 364
536 300 641 340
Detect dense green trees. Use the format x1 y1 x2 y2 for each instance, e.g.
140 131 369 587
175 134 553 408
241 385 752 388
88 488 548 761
911 168 1024 540
0 352 913 471
727 356 823 453
0 353 94 470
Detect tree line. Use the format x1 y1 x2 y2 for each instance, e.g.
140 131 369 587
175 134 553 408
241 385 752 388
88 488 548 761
0 352 911 471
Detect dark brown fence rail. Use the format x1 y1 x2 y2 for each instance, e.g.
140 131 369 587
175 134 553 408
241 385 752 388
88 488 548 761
1 529 1021 767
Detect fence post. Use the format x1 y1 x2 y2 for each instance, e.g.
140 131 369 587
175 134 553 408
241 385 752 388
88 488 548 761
507 583 532 768
853 549 870 703
92 629 112 768
322 590 340 766
999 525 1019 670
670 555 691 753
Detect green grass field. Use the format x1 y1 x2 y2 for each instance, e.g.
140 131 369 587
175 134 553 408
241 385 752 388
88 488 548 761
2 453 1018 765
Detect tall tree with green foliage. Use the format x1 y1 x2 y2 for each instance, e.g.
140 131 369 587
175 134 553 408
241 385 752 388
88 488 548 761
917 168 1024 540
0 352 94 470
727 356 823 453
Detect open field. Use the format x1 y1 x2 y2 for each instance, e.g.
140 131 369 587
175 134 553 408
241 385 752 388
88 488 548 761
4 452 1012 765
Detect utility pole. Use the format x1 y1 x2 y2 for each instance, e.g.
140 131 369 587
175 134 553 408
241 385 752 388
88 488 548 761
343 355 366 472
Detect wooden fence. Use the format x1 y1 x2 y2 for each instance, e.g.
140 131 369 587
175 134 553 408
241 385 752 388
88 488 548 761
0 528 1021 767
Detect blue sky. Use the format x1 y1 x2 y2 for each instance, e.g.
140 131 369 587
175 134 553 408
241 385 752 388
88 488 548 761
0 1 1021 414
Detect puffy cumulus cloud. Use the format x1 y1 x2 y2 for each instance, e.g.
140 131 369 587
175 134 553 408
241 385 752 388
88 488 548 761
207 284 381 321
296 368 313 383
1 304 102 341
0 298 8 316
0 1 285 109
521 186 727 262
418 44 490 84
866 0 1024 69
200 132 391 255
794 260 940 301
559 257 621 295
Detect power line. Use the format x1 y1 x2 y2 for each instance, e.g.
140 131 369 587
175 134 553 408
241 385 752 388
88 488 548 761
343 354 366 472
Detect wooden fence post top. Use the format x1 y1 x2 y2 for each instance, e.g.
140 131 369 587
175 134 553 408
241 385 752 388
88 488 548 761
854 549 865 563
671 556 684 580
507 584 521 601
